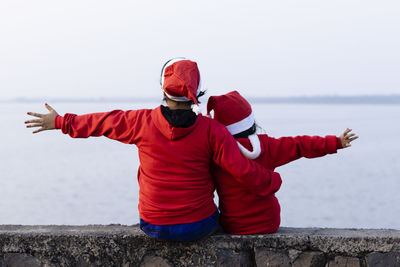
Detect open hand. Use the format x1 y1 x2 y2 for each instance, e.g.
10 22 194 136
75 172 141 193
25 103 59 134
340 128 358 148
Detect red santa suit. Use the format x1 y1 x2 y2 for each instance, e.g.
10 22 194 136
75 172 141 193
208 91 342 234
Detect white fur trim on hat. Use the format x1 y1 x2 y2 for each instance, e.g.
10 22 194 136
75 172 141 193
237 134 261 160
192 104 200 115
164 92 191 102
226 112 255 136
161 58 202 102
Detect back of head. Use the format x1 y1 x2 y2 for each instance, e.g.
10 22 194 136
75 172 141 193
207 91 256 138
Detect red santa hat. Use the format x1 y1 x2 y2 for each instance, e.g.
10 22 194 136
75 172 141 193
161 58 202 105
207 91 255 135
207 90 261 159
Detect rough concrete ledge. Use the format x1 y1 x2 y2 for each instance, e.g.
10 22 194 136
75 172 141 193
1 225 400 266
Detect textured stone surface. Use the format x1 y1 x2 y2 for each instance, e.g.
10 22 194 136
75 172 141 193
365 252 400 267
0 226 400 266
140 255 173 267
309 228 400 256
287 249 302 262
326 256 360 267
214 249 253 267
292 251 325 267
254 248 291 267
4 253 43 267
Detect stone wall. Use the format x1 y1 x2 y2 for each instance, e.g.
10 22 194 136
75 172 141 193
1 225 400 267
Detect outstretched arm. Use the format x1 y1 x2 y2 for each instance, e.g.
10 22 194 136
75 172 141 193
264 128 358 169
25 103 59 134
25 104 142 144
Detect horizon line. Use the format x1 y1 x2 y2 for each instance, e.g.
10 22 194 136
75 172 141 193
2 94 400 104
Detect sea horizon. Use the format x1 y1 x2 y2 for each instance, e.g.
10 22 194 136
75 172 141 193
2 94 400 105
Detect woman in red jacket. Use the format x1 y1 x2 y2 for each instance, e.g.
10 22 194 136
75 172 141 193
207 91 358 235
25 59 282 241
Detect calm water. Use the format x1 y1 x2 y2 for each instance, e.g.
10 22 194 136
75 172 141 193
1 101 399 229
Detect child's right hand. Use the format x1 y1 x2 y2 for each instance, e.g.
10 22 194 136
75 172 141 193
25 103 59 134
340 128 358 148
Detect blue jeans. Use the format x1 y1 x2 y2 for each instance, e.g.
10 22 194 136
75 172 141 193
140 210 220 241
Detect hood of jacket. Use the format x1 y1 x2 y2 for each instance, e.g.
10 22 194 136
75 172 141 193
151 106 201 140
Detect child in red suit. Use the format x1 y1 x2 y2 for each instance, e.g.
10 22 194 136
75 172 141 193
25 60 282 241
207 91 358 235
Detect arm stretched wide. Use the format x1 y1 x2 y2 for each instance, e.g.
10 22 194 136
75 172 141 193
262 129 358 169
26 104 142 144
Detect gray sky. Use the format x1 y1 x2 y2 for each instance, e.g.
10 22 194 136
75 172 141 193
1 0 399 100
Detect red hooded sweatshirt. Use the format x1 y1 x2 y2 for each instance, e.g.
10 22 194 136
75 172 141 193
213 134 342 234
54 107 282 225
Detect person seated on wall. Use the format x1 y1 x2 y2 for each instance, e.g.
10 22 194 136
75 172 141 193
207 91 358 234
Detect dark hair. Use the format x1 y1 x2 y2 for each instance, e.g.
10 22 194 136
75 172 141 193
191 90 206 105
232 123 257 139
162 90 206 105
160 57 206 105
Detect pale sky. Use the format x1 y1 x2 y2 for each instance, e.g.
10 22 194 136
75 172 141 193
1 0 399 100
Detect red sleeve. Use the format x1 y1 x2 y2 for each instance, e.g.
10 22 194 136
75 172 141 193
210 123 282 197
261 135 342 169
54 110 142 144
